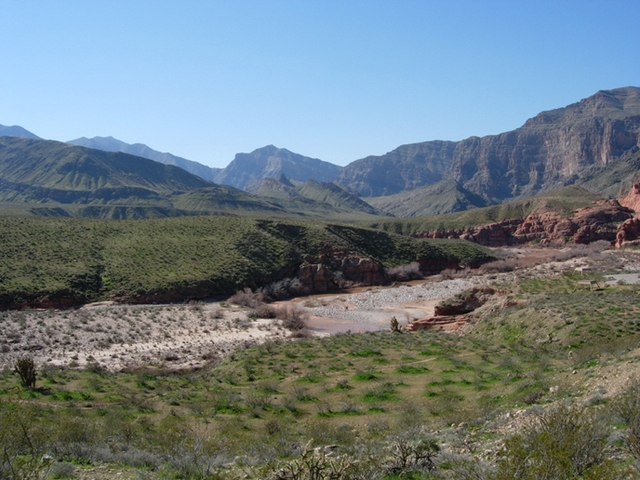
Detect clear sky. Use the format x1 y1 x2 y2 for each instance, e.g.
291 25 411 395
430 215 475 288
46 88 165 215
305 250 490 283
1 0 639 168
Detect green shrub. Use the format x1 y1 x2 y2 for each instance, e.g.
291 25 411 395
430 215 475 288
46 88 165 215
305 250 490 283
14 357 36 389
491 405 624 479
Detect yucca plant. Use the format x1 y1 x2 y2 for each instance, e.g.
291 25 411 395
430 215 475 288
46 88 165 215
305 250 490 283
14 357 36 389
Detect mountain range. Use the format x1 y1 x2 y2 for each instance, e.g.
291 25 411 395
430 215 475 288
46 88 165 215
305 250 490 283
68 136 222 182
0 136 379 219
338 86 640 202
2 86 640 218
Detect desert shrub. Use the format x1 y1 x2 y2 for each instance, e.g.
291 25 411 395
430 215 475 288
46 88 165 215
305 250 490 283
258 278 305 301
153 418 225 478
390 316 400 333
440 268 458 279
290 329 313 338
271 441 361 480
49 416 100 460
386 262 423 282
0 401 50 479
613 380 640 464
275 305 309 331
229 288 266 308
14 357 37 389
478 259 518 274
490 404 622 479
384 434 440 476
255 304 278 319
49 462 76 479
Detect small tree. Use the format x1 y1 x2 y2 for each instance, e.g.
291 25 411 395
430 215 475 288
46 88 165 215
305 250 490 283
14 357 36 389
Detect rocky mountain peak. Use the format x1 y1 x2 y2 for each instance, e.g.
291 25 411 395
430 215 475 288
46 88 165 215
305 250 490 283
338 86 640 203
214 145 342 191
523 86 640 128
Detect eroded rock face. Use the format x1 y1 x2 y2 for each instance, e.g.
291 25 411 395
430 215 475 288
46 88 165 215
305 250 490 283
616 217 640 248
619 182 640 213
338 88 640 200
407 315 468 332
434 287 496 316
295 245 386 293
414 200 634 247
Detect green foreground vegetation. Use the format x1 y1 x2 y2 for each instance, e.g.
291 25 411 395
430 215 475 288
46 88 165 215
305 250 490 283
0 215 493 308
3 268 640 478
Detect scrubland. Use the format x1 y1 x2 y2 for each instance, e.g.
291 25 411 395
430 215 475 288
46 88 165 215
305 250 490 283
3 244 640 479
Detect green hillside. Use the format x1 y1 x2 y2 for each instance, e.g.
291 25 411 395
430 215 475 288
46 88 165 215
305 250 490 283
0 138 388 220
0 215 494 308
0 136 212 193
3 260 640 478
250 176 381 218
365 178 490 217
295 179 379 214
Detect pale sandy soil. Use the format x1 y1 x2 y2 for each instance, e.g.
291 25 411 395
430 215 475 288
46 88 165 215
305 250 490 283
0 302 288 372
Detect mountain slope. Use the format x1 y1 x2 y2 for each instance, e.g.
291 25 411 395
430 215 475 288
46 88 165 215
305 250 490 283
0 215 494 308
0 137 212 194
364 186 608 235
68 136 221 182
338 87 640 201
577 149 640 198
248 175 380 217
0 124 41 139
335 141 456 197
0 137 385 220
365 179 490 217
295 180 378 214
215 145 342 190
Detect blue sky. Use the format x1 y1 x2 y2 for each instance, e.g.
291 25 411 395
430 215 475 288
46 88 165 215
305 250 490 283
1 1 639 168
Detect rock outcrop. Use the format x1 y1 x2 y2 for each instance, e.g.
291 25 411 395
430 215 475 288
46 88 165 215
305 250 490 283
407 315 469 332
605 181 640 247
619 181 640 212
409 287 497 332
295 245 386 293
434 287 496 316
414 200 634 247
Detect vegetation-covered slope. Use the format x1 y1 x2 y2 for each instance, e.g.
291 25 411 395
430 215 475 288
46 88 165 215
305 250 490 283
0 215 493 308
0 138 387 220
365 179 489 217
3 252 640 479
250 176 380 217
67 135 222 182
0 136 212 194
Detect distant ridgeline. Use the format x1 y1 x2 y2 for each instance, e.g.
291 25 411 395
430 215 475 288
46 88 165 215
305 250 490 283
3 87 640 219
0 137 382 220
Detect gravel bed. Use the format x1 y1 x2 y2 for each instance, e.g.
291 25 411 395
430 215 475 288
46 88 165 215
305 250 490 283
300 278 482 325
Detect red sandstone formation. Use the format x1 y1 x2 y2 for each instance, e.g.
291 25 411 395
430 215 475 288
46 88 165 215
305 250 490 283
413 200 634 247
615 182 640 247
616 217 640 248
619 182 640 213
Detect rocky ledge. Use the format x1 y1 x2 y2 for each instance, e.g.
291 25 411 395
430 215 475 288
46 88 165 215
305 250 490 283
414 199 635 247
